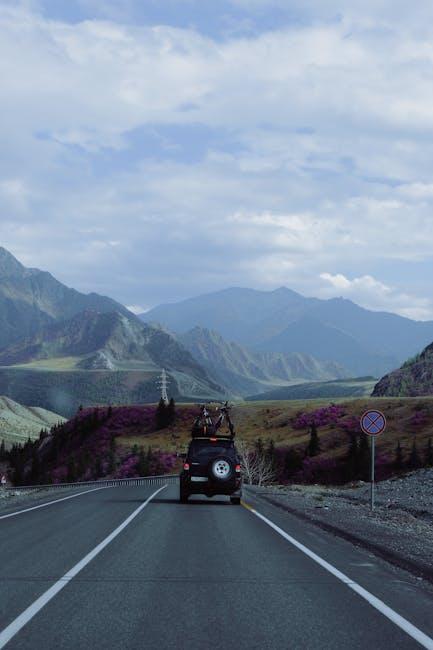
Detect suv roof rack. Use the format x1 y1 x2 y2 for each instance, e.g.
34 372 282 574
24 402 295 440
190 402 236 440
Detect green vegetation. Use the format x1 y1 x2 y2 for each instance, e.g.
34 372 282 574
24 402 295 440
0 369 170 418
155 398 176 430
5 396 433 487
246 377 378 401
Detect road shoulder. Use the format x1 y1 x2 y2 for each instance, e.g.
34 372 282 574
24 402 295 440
245 482 433 585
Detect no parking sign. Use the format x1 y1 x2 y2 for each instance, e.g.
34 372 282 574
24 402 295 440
360 410 386 511
361 410 386 437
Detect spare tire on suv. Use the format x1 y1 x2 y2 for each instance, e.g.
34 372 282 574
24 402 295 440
209 457 234 482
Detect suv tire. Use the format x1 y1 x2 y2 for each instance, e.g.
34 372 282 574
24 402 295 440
230 496 241 505
180 485 189 503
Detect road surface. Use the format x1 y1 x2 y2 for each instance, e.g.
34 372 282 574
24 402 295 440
0 483 432 649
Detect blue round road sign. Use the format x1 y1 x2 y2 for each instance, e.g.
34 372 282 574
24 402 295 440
360 410 386 436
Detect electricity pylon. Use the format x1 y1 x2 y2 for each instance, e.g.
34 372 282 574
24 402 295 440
157 368 169 405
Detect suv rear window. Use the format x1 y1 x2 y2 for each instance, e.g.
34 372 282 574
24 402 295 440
188 440 236 462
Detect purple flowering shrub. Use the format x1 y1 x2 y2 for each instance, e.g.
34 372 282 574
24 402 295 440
114 449 177 479
116 454 140 479
26 404 181 485
51 465 68 484
293 404 346 430
292 457 339 484
410 411 427 427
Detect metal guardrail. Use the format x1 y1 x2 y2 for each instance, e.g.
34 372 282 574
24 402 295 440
5 474 180 492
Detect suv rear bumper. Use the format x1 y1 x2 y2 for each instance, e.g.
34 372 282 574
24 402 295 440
180 473 241 496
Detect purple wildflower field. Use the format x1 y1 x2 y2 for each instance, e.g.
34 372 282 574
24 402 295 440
36 405 179 484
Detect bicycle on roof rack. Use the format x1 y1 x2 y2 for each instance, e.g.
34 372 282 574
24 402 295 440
214 401 235 438
191 401 235 439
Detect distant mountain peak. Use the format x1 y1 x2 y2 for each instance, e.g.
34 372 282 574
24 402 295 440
272 286 301 296
144 285 433 377
0 246 134 350
0 246 26 277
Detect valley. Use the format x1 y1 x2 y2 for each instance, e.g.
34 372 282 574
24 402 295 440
5 396 433 487
2 244 433 457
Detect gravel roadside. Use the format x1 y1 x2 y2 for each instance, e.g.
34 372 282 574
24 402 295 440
0 486 92 515
246 468 433 584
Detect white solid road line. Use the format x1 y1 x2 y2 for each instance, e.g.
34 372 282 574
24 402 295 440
0 484 166 649
0 487 108 520
247 505 433 650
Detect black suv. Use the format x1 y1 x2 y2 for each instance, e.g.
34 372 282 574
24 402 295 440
180 436 242 504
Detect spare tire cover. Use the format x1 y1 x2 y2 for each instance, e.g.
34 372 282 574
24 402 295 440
209 457 233 481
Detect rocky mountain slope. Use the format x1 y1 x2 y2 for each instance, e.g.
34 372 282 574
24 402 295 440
259 316 392 377
0 310 211 376
144 287 433 377
179 326 346 397
0 246 131 350
0 311 224 412
0 396 65 446
373 342 433 397
0 249 227 407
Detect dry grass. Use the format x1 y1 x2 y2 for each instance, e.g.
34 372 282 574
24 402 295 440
119 397 433 459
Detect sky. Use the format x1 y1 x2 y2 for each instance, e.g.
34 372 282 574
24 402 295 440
1 0 433 319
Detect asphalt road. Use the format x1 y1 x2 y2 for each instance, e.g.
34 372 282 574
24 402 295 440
0 483 433 649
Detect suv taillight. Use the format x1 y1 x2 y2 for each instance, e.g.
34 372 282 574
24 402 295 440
235 464 241 473
184 463 190 471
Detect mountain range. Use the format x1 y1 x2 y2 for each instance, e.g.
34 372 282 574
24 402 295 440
178 326 346 397
2 245 433 408
0 310 212 378
144 287 433 377
0 248 225 412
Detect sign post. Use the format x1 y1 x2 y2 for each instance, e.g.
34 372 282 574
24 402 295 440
360 410 386 511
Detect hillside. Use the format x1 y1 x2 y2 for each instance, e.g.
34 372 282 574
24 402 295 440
0 368 226 418
373 342 433 397
0 310 217 380
7 398 433 486
0 312 225 415
246 377 378 401
179 326 346 397
128 397 433 484
0 246 131 350
0 396 65 446
143 287 433 376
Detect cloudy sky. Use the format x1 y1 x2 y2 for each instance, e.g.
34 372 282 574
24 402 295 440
1 0 433 318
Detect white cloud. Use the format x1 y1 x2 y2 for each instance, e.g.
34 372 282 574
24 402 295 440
398 183 433 200
319 272 433 320
4 4 433 146
1 3 433 315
